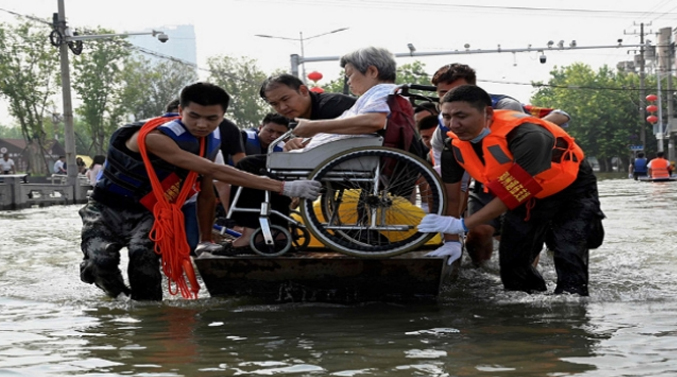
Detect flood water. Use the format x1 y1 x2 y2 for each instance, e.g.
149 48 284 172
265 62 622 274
1 177 676 376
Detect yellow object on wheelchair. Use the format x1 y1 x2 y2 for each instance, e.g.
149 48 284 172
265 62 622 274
292 189 443 249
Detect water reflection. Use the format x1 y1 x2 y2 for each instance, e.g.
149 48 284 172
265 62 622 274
0 178 675 376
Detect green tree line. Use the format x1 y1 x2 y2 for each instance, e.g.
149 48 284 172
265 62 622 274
0 20 668 174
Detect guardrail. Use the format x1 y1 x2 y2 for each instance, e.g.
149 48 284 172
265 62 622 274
0 175 90 210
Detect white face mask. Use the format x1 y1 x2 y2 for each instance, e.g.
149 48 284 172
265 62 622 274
470 127 490 144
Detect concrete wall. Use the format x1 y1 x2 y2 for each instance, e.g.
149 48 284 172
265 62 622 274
0 175 90 210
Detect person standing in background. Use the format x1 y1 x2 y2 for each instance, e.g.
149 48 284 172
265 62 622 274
1 153 16 174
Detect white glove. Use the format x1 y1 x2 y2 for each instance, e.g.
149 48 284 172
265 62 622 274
418 214 467 235
281 179 322 200
195 241 224 256
425 241 463 265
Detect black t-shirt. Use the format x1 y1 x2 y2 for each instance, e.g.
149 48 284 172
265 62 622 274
219 119 245 161
442 123 554 184
309 91 356 120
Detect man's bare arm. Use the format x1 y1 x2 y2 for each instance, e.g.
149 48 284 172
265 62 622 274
129 131 283 192
292 113 387 138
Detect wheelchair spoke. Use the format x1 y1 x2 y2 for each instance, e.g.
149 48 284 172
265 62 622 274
301 147 446 258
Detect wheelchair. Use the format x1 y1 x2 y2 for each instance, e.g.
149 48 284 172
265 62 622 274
226 85 446 258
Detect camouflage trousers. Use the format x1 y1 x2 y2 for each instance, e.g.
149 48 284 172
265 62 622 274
79 200 162 301
498 174 604 297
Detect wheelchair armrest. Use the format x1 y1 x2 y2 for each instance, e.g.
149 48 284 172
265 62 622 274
267 135 384 171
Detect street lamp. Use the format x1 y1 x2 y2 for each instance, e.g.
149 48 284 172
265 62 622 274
255 27 349 82
52 0 167 202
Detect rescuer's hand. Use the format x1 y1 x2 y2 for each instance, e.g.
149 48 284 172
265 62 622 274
425 241 463 265
417 214 468 235
281 180 322 200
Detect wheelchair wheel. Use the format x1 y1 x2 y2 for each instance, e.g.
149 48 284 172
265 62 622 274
301 146 446 258
250 225 293 257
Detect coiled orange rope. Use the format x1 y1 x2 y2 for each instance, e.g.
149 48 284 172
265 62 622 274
137 116 202 299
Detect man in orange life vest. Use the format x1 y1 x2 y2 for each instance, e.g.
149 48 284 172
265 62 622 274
79 82 321 301
429 63 572 267
647 151 673 179
417 85 604 296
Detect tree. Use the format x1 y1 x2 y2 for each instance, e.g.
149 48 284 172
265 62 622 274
120 57 198 121
321 72 348 95
0 21 60 174
206 55 268 128
531 63 641 172
71 28 131 155
396 61 432 86
0 125 23 139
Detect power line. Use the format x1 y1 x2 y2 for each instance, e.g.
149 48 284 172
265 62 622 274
479 78 672 93
126 45 261 86
0 7 52 25
239 0 677 19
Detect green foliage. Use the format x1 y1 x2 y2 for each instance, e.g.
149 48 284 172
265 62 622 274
531 63 642 171
0 21 60 174
320 72 349 94
0 125 22 139
396 61 431 86
206 55 269 128
72 28 132 155
120 57 198 121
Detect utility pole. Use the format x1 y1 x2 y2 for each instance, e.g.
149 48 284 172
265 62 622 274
55 0 80 202
659 26 676 163
51 1 168 203
626 22 651 152
656 27 673 154
639 23 647 152
623 22 651 150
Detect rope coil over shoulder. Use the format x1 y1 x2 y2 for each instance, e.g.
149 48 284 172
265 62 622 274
137 116 201 299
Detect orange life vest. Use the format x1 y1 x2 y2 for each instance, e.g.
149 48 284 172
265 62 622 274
447 110 584 199
649 158 670 178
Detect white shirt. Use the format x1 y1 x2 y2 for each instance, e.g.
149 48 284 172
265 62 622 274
301 83 397 151
86 164 103 185
0 158 15 172
53 160 65 174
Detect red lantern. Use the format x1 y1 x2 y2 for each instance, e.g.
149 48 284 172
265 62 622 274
647 115 659 124
310 86 324 93
646 104 658 113
307 71 323 82
646 94 658 102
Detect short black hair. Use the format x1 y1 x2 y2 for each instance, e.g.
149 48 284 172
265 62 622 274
262 113 290 128
637 152 645 158
179 82 230 112
431 63 477 86
414 102 439 116
416 115 439 132
657 151 665 158
90 155 106 168
165 98 180 113
259 74 305 100
441 85 492 112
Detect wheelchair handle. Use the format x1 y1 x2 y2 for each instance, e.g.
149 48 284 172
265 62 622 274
268 128 296 155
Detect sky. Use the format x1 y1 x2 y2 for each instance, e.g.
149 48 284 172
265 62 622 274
1 0 676 125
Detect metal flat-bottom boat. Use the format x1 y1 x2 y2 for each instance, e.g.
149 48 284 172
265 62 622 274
638 176 676 182
194 251 450 304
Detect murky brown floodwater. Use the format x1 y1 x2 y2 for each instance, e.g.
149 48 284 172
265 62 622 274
1 177 676 376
